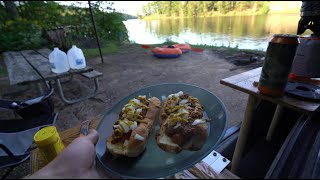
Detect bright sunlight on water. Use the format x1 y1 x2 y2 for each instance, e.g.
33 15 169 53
124 14 312 51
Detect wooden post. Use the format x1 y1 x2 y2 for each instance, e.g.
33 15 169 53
266 105 285 141
231 95 259 174
88 1 104 64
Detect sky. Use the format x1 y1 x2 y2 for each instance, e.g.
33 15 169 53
56 1 150 16
111 1 149 16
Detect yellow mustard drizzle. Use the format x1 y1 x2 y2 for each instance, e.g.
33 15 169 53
189 97 198 101
166 104 188 114
165 95 204 127
167 112 189 127
171 96 178 101
137 95 147 100
114 96 149 134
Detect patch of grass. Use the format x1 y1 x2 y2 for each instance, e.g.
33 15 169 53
189 42 264 54
80 41 120 59
210 45 265 56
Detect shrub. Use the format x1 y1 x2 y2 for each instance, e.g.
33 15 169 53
0 18 47 53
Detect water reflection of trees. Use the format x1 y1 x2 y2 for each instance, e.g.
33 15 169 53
143 15 302 40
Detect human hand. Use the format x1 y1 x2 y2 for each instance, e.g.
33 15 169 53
27 129 101 179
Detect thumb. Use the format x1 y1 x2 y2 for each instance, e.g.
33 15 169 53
85 129 99 145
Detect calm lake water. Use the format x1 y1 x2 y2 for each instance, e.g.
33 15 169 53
123 14 312 51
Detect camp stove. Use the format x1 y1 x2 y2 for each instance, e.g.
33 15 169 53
284 1 320 101
291 1 320 78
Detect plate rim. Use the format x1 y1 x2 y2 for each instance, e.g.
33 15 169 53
96 83 228 179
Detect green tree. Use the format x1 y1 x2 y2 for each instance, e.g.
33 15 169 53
163 1 172 15
0 1 129 53
171 1 181 16
216 1 231 14
236 1 252 12
258 1 269 14
141 1 271 17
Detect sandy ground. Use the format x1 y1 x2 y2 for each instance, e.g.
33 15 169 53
0 43 261 178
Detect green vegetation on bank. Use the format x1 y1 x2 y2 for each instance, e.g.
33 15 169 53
77 39 265 60
81 41 120 59
0 1 129 53
140 1 270 19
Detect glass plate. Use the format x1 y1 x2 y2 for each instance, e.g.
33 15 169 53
96 83 228 179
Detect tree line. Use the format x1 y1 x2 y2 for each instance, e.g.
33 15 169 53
140 1 269 18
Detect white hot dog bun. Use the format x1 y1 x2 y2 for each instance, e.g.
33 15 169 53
106 96 160 157
156 91 208 153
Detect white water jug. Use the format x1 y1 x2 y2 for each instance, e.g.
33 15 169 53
49 47 70 73
67 45 86 69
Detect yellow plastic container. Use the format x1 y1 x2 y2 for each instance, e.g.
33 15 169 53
34 126 65 164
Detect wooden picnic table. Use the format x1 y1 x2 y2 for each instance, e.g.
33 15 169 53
220 67 320 174
2 48 103 104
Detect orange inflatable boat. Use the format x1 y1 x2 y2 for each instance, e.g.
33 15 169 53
173 44 192 53
152 46 182 58
162 44 192 53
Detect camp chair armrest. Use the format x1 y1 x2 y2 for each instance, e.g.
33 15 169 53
0 100 23 110
0 87 53 110
23 87 54 106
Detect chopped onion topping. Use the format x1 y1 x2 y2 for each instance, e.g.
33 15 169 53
179 99 188 105
139 95 146 99
119 121 130 133
130 121 138 130
131 98 141 104
123 140 128 146
169 101 177 107
136 108 142 113
124 105 134 111
173 123 181 129
178 108 189 114
134 133 145 141
168 92 181 99
192 119 206 126
113 125 120 129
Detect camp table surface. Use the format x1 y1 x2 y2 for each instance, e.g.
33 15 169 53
220 67 320 174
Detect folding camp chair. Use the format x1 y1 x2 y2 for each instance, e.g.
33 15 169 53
0 83 57 179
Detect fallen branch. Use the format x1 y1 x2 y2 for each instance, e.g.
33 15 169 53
229 63 263 71
240 50 265 56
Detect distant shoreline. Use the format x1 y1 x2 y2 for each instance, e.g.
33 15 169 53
141 12 300 20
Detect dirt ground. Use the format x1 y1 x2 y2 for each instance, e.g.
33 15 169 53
0 43 263 178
